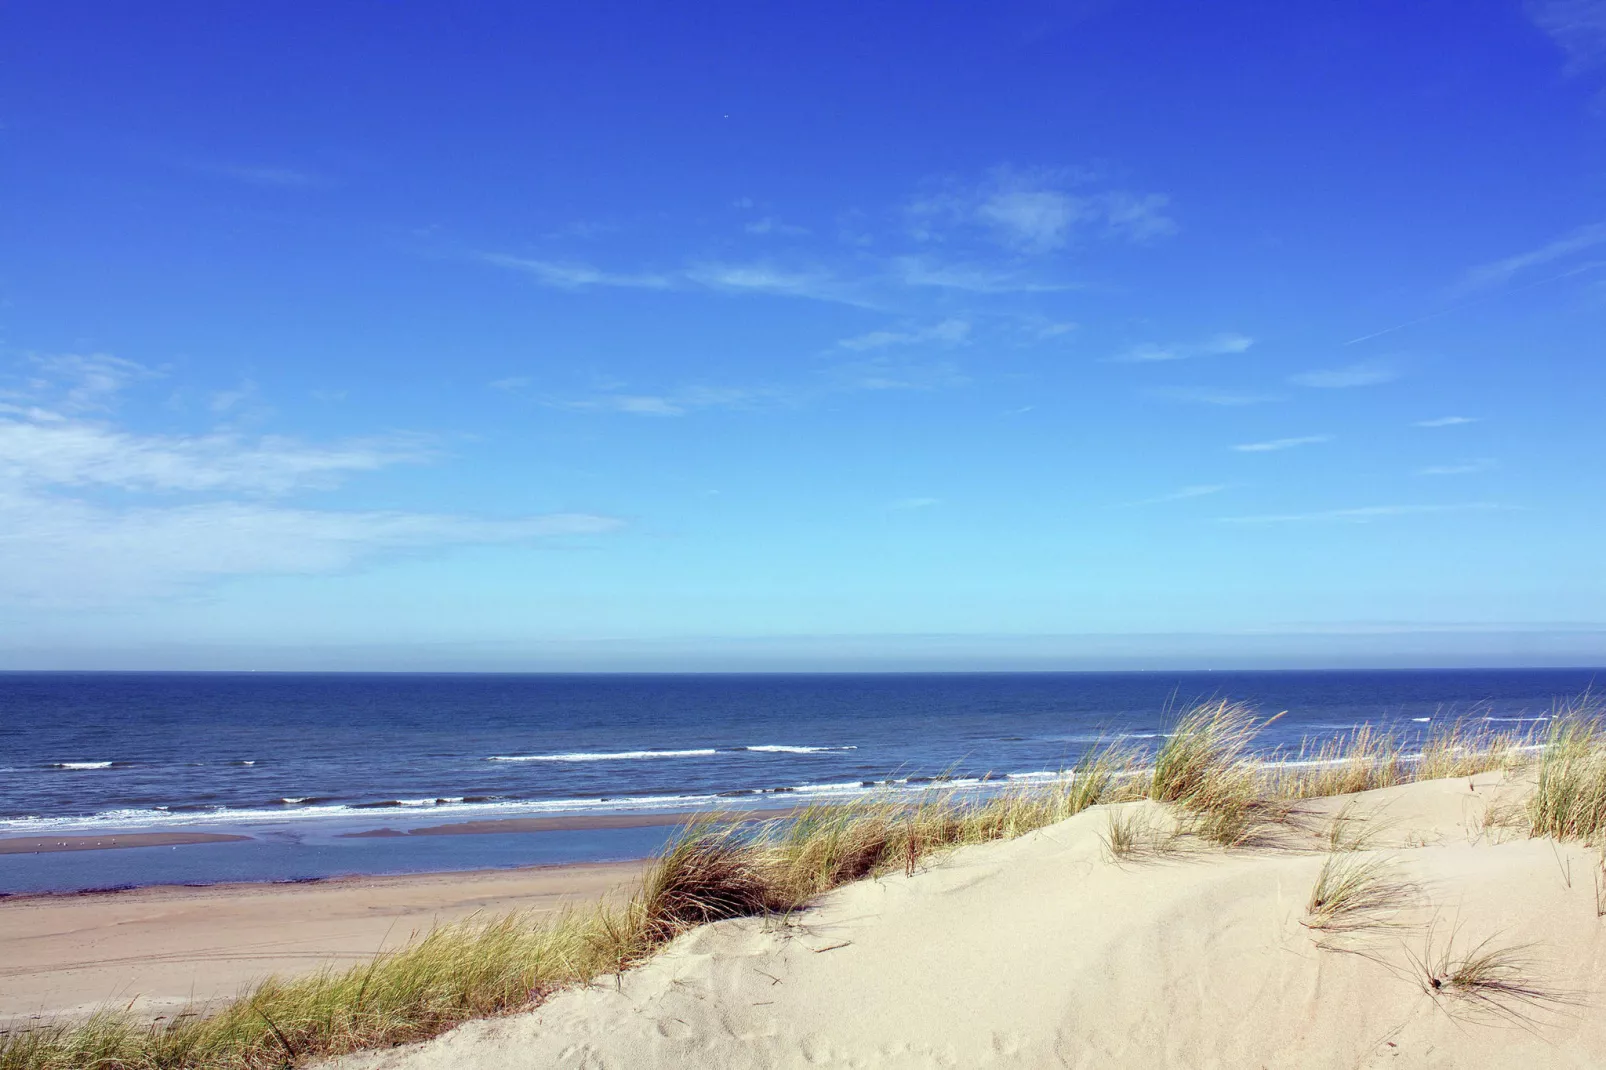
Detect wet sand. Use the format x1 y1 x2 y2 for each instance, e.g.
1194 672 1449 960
0 861 645 1022
0 832 251 855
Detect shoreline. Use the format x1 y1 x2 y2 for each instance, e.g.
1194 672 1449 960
0 804 799 858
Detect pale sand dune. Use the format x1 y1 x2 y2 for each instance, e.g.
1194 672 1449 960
331 774 1606 1069
0 862 643 1022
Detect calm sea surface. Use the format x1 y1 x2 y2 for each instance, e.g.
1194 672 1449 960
0 669 1596 892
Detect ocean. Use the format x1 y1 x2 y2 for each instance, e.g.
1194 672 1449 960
0 668 1595 893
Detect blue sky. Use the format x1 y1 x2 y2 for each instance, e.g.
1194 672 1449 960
2 1 1605 670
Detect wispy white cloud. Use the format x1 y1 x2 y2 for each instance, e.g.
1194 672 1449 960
888 256 1076 294
12 353 157 413
1110 332 1253 364
1289 361 1397 389
208 381 258 414
1125 483 1229 506
908 167 1176 252
682 261 862 304
0 491 620 605
1528 0 1606 69
198 162 323 188
1026 320 1078 340
489 376 532 392
1231 435 1332 453
1218 502 1505 524
478 253 674 290
1459 222 1606 292
744 217 810 237
558 385 772 417
481 166 1168 308
0 419 434 495
1150 387 1278 406
1417 459 1496 476
827 357 969 392
0 355 623 605
888 497 941 510
1415 415 1478 427
836 319 971 351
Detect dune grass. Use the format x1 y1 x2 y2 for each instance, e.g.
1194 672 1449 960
1303 851 1411 934
0 698 1568 1070
1529 699 1606 843
1408 923 1576 1023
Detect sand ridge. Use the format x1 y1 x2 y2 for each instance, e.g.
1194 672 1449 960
330 774 1606 1069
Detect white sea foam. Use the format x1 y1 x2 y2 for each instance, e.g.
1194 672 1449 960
1484 716 1549 723
51 761 114 770
0 771 1048 838
1412 717 1432 723
790 781 879 794
487 749 719 762
743 744 858 754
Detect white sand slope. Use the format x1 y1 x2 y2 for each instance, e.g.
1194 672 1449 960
331 774 1606 1069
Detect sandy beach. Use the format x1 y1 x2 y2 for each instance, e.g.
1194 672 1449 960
0 862 644 1023
326 773 1606 1069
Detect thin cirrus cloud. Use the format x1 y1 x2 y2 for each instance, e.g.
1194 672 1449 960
1288 362 1397 388
1526 0 1606 70
886 256 1076 295
1231 435 1332 453
0 492 620 605
1417 459 1496 476
1124 483 1229 506
1109 333 1253 364
1415 415 1478 428
481 251 1072 305
743 217 810 237
476 167 1156 306
1 356 624 604
1149 386 1279 406
547 349 971 416
557 385 771 417
1218 502 1505 524
477 253 673 291
908 166 1176 252
836 319 971 351
179 158 325 188
1457 220 1606 292
0 418 436 495
888 497 941 510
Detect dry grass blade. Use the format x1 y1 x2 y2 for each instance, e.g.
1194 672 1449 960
1324 799 1394 853
1303 852 1411 934
1408 922 1579 1025
1100 807 1182 862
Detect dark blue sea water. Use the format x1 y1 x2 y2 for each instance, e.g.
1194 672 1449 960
0 669 1596 893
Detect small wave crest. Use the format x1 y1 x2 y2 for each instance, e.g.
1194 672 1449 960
50 761 118 771
488 749 718 762
739 744 858 754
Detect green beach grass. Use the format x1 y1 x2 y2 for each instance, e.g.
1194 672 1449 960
3 697 1596 1070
